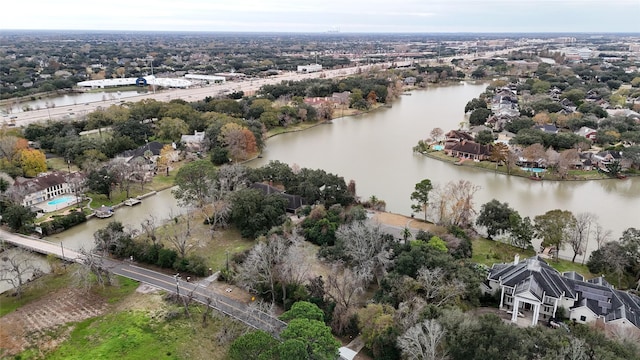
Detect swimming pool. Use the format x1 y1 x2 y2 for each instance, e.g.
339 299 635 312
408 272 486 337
521 167 546 173
47 196 74 206
432 145 444 151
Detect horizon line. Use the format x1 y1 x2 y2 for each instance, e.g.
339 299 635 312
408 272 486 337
1 29 640 35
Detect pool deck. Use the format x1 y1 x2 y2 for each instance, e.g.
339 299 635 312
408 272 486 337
35 196 81 213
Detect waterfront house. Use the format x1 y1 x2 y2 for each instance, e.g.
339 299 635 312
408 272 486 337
484 255 640 332
444 130 474 149
117 141 163 177
9 171 85 208
445 140 492 161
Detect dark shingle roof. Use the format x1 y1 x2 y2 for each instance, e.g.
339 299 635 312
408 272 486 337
119 141 164 158
489 256 640 328
250 182 306 212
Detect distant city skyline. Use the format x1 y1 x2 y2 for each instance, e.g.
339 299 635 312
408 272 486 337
5 0 640 33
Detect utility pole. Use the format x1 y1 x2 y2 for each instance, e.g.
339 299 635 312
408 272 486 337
60 242 66 263
174 273 181 296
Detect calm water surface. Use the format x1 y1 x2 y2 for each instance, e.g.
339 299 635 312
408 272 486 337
249 82 639 258
48 82 639 261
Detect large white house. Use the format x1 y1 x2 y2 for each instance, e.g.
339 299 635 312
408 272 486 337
10 172 84 209
484 255 640 331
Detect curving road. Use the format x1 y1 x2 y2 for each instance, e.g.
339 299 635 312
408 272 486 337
0 229 287 336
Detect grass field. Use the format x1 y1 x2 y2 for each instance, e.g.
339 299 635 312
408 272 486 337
472 237 595 278
151 209 256 272
2 266 243 360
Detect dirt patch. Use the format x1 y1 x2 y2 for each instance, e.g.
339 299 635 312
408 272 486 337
0 287 110 357
372 211 442 233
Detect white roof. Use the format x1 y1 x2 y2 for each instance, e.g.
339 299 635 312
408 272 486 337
339 347 358 360
77 75 192 88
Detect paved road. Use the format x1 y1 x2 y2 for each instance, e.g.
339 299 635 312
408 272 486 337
6 47 523 126
0 229 286 336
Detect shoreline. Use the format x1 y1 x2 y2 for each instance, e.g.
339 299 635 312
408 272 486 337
418 150 637 182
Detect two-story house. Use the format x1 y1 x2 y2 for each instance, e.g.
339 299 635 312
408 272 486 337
10 171 85 209
484 255 640 332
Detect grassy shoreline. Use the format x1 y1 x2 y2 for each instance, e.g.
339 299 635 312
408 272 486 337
419 149 636 182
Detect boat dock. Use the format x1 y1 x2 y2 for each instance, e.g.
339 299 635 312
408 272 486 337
123 198 142 206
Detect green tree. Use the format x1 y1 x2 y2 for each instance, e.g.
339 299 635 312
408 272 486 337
230 189 287 238
410 179 433 222
475 130 494 145
464 97 487 113
427 236 448 252
560 88 586 106
476 200 516 239
157 117 188 142
280 318 340 360
172 159 217 208
508 213 535 249
469 108 492 126
604 160 622 177
277 339 308 359
86 167 116 199
471 68 486 79
531 79 551 94
534 209 576 259
228 330 278 360
280 301 325 322
2 204 35 232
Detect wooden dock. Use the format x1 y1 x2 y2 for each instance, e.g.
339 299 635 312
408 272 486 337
123 198 142 206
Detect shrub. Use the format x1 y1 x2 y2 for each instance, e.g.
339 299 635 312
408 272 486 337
157 248 177 268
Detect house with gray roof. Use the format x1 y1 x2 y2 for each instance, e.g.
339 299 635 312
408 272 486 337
485 255 640 331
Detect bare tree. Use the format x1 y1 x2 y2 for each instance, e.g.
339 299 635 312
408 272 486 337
430 127 444 143
554 337 587 360
593 223 612 250
417 267 466 307
140 215 159 246
236 234 289 304
429 180 480 227
568 212 596 263
0 248 40 298
397 319 449 360
522 143 546 166
395 296 428 333
217 162 245 188
73 249 113 290
557 149 580 179
336 221 393 285
129 156 149 192
165 213 198 259
545 147 559 172
324 264 366 334
108 158 135 198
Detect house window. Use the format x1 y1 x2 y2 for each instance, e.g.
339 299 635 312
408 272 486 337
580 315 586 322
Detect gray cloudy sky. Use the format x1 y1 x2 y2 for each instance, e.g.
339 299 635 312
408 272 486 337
5 0 640 33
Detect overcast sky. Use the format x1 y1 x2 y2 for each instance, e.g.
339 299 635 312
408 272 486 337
4 0 639 33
